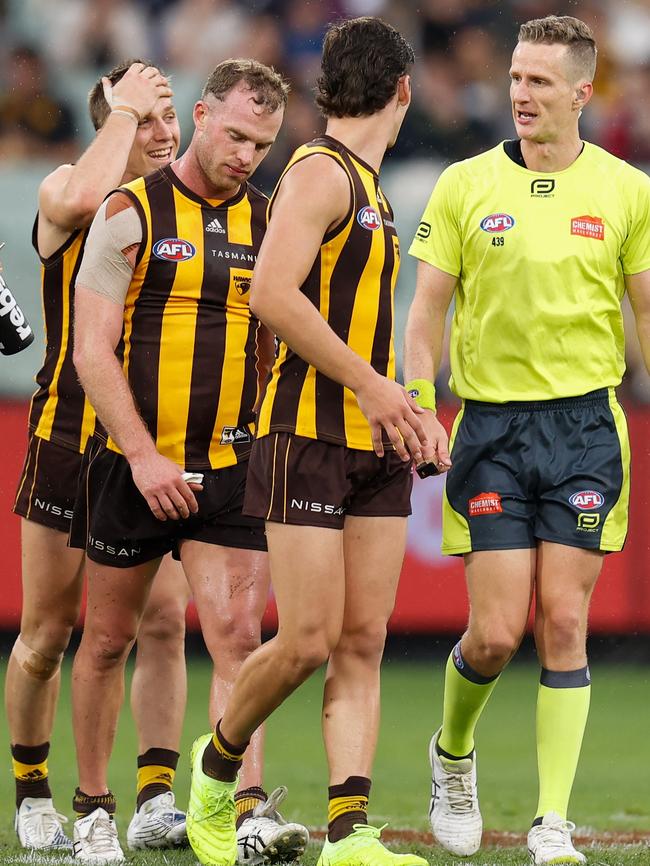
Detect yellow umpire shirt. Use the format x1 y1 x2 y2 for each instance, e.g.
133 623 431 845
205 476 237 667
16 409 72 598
409 141 650 402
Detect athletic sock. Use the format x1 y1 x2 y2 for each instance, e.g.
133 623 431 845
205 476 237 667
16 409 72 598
202 719 248 782
12 742 52 807
535 666 591 820
73 787 116 817
438 642 500 758
327 776 371 843
235 786 266 829
136 747 179 810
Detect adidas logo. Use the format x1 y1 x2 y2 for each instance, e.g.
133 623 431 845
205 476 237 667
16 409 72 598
206 217 225 234
220 425 251 445
18 769 46 781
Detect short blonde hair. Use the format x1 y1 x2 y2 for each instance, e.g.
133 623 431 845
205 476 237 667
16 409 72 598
518 15 596 81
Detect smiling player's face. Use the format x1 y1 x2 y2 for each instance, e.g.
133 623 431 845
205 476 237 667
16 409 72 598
124 98 180 183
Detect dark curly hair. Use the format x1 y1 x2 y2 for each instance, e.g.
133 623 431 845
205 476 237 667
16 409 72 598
316 17 414 118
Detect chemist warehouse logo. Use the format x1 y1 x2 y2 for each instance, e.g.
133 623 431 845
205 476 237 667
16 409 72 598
153 238 197 261
479 213 515 233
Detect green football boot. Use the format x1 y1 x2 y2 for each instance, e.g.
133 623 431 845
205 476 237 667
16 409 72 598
186 733 238 866
317 824 429 866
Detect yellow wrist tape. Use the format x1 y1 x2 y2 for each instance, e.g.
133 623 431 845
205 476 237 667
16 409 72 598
405 378 436 412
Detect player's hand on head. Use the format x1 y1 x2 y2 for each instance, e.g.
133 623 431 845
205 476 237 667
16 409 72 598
129 450 200 521
104 63 172 123
355 372 429 463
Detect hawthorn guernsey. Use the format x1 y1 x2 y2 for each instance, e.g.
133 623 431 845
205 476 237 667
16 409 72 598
152 238 196 261
409 141 650 402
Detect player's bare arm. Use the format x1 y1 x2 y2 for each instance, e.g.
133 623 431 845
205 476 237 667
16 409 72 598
403 259 457 471
37 62 172 256
626 269 650 374
254 323 276 414
73 193 199 522
250 155 427 462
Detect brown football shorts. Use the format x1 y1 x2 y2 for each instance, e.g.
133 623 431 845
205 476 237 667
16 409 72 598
14 434 82 532
70 437 266 567
244 432 413 529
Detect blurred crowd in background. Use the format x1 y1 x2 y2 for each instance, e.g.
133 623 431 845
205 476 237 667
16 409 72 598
1 0 650 400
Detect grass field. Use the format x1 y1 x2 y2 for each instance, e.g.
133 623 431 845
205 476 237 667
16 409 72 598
0 654 649 864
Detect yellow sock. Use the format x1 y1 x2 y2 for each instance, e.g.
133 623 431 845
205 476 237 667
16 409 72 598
235 786 266 827
12 757 49 783
438 642 500 757
535 667 591 819
327 776 371 842
11 742 51 805
136 747 178 810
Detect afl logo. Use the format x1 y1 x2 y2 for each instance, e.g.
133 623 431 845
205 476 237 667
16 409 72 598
357 206 382 231
480 213 515 233
569 490 604 510
153 238 196 261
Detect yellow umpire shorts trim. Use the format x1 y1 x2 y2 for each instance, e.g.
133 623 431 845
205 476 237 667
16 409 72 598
441 404 471 555
600 390 630 552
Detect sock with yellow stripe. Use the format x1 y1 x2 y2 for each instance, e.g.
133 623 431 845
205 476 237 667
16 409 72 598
12 742 52 807
327 776 371 843
535 666 591 821
202 719 248 782
438 642 500 758
235 786 266 829
136 747 179 810
73 787 116 817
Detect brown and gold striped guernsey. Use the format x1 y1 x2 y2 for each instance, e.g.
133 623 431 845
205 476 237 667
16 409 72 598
29 218 96 454
257 135 400 450
108 164 267 470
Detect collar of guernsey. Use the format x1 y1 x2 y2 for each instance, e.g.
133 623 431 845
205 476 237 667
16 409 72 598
408 140 650 402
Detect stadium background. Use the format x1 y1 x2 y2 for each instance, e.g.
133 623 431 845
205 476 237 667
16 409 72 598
0 1 649 860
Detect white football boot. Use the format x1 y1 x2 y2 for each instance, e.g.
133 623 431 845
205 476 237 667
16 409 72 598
527 812 586 865
237 786 309 864
15 796 72 850
72 807 125 864
428 728 482 856
126 790 187 849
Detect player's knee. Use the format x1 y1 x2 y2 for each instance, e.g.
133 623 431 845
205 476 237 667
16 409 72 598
10 634 63 681
20 607 79 658
469 628 520 670
203 612 261 663
139 598 187 648
542 609 584 653
81 626 137 669
277 634 331 682
336 620 387 665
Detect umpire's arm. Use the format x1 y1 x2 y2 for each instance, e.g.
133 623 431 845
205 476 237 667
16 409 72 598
626 269 650 376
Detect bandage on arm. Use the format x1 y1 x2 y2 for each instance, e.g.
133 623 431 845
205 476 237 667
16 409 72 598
76 199 142 305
